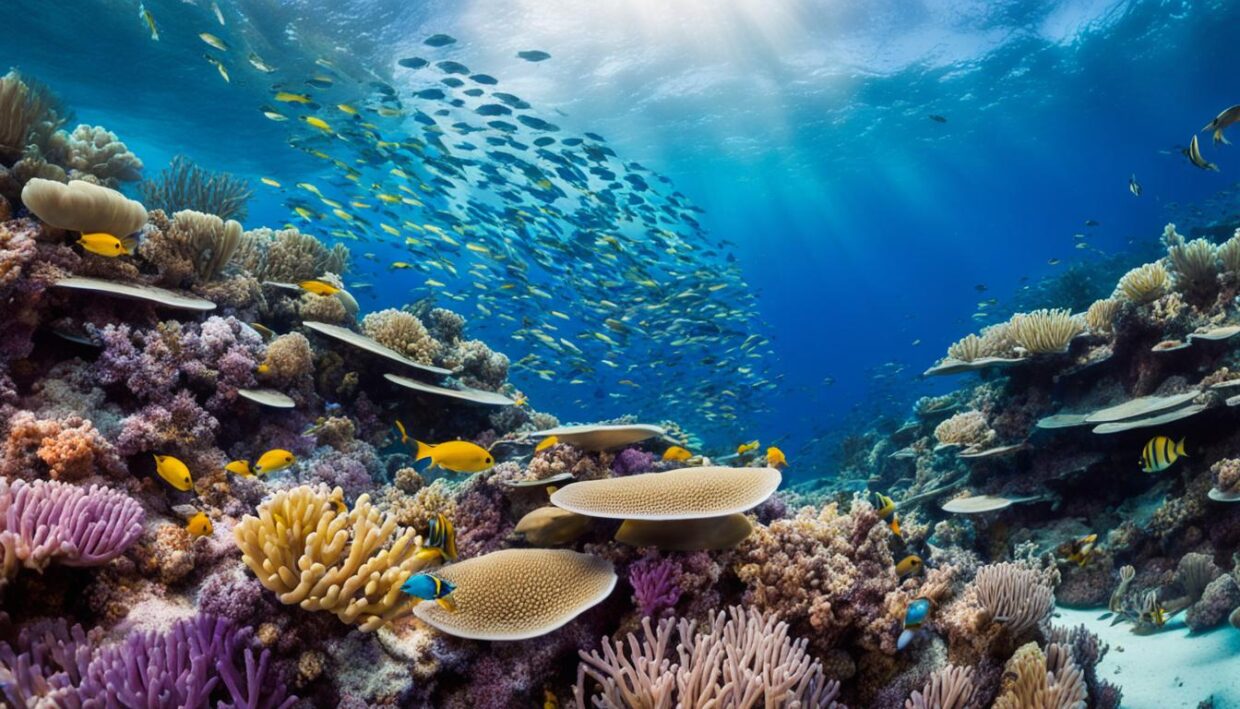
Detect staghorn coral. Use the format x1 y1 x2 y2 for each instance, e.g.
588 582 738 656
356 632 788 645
1115 262 1169 304
735 501 899 654
575 605 841 708
992 642 1087 709
974 562 1054 637
934 410 996 450
1006 308 1083 355
138 154 252 221
1084 298 1120 335
138 208 242 285
233 484 431 631
0 478 143 586
905 664 976 709
360 308 438 363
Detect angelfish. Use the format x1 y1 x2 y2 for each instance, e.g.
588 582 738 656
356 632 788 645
898 597 932 650
1183 135 1219 171
1202 105 1240 145
401 573 457 611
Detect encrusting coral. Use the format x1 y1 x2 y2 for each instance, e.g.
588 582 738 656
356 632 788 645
233 485 431 632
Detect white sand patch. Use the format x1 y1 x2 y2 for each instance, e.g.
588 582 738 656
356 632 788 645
1055 605 1240 708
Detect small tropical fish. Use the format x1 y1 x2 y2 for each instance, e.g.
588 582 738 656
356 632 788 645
274 91 314 104
78 232 136 257
138 3 159 41
535 435 559 452
298 279 341 296
261 109 287 122
400 572 457 611
415 440 495 473
889 513 903 538
186 511 213 537
199 32 229 51
895 554 923 577
1047 258 1061 265
736 440 759 455
210 1 225 24
415 513 458 563
302 115 332 133
248 53 277 73
224 460 253 477
874 492 896 518
1140 436 1185 473
1128 174 1142 196
544 689 559 709
928 114 947 123
336 103 358 115
254 449 297 475
1058 533 1098 567
517 50 551 62
662 445 692 462
1183 135 1219 171
260 177 281 188
898 597 932 650
1202 104 1240 145
153 454 193 491
204 55 229 82
513 393 528 407
765 446 787 468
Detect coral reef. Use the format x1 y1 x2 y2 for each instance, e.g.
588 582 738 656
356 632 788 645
138 155 253 221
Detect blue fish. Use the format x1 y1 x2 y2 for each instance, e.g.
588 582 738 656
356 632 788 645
415 513 458 563
898 597 932 651
401 573 457 611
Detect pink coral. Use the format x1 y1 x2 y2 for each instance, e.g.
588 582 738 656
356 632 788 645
0 411 126 481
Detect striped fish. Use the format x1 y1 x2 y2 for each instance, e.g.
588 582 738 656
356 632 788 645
400 572 457 611
415 513 458 563
1141 436 1186 473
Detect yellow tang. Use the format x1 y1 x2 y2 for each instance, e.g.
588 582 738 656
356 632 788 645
895 554 923 577
662 446 692 462
254 449 297 475
535 435 558 452
186 511 213 537
765 446 787 468
224 460 253 477
78 232 137 257
1141 436 1185 473
298 279 341 296
153 454 193 491
415 440 494 474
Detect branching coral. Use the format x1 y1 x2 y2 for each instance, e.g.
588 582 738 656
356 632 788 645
139 209 242 285
992 642 1087 709
1115 262 1168 304
934 410 996 450
974 562 1054 637
233 484 431 631
1084 298 1120 335
360 308 438 364
138 154 252 221
628 554 682 618
0 478 143 586
1006 308 1083 354
574 606 841 708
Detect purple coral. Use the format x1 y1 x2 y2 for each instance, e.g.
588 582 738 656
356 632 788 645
0 478 143 582
611 447 655 476
628 555 682 618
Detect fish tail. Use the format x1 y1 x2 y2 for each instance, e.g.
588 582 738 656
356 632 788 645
414 440 433 462
1176 437 1187 457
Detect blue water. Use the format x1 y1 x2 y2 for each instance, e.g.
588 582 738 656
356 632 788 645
6 0 1240 480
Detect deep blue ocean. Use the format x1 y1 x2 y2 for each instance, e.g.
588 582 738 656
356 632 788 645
6 0 1240 483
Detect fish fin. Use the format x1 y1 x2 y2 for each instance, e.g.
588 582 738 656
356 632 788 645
437 596 457 612
119 234 140 254
1215 129 1229 145
395 419 409 445
414 440 433 461
1177 438 1187 457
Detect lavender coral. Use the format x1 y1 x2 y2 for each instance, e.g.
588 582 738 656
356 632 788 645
627 554 682 617
0 478 143 585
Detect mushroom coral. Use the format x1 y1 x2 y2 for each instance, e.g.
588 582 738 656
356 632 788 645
549 466 780 520
233 484 431 631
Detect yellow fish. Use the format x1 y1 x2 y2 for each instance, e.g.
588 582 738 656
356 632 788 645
254 449 296 475
199 32 228 50
414 513 458 563
224 460 253 477
337 103 358 115
765 446 787 468
535 436 558 452
77 232 136 257
275 91 314 104
153 454 193 491
260 177 281 188
256 363 270 375
662 446 692 462
1058 534 1099 567
302 116 332 133
736 440 760 455
186 511 213 537
1141 436 1185 473
298 279 341 296
895 555 923 577
415 440 494 474
874 492 896 518
391 261 414 270
138 3 159 41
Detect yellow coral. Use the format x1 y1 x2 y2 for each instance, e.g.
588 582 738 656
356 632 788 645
233 485 431 631
1116 262 1168 304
